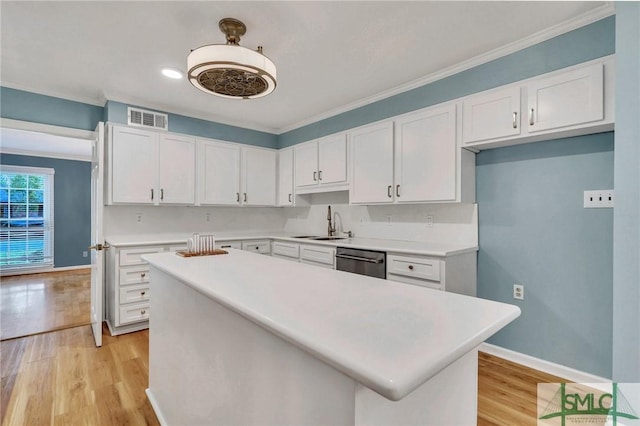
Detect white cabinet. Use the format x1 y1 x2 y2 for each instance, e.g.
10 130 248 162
106 244 168 335
241 240 271 255
386 252 476 296
197 139 241 205
299 244 335 269
462 86 521 144
197 140 276 206
526 63 604 133
242 147 276 206
277 148 294 206
394 105 458 202
294 133 348 193
350 104 474 205
272 241 300 260
216 241 242 250
108 125 195 205
349 121 395 204
462 58 613 150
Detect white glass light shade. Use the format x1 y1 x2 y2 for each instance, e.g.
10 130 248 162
187 44 277 99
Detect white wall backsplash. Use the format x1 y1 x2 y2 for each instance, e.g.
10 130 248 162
283 193 478 246
104 205 286 236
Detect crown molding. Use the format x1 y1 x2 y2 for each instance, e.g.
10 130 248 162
276 2 616 135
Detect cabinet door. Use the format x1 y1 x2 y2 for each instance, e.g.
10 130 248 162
294 141 318 187
349 121 394 204
242 147 276 206
111 126 158 204
395 105 457 202
277 148 294 206
158 134 195 204
462 86 521 144
197 140 240 205
318 133 347 185
527 63 604 133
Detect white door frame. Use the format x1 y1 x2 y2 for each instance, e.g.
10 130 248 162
90 122 105 347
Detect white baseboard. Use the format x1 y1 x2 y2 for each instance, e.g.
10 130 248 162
145 388 168 426
480 343 611 383
0 264 90 277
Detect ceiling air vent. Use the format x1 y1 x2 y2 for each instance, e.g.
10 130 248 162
127 107 168 131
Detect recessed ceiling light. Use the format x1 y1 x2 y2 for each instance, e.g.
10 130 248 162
161 68 183 79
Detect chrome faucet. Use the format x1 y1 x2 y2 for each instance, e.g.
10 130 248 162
327 205 336 236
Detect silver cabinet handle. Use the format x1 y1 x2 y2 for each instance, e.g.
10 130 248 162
236 192 240 203
313 171 317 181
318 170 323 181
396 184 400 197
512 112 518 129
529 108 535 126
150 188 154 200
387 185 392 198
160 188 164 201
335 253 384 264
288 193 292 203
243 193 247 202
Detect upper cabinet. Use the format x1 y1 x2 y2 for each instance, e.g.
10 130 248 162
242 146 276 206
196 138 276 207
277 148 294 206
108 125 195 205
462 58 613 150
294 133 348 194
350 104 475 205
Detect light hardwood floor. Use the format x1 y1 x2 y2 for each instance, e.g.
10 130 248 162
1 270 91 340
1 322 567 426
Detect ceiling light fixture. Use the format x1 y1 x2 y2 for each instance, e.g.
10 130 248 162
161 68 183 79
187 18 276 99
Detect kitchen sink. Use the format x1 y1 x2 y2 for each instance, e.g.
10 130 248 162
291 235 318 239
310 236 347 241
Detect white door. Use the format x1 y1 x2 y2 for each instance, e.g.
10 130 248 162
111 125 158 204
349 121 394 204
277 148 294 206
158 134 195 204
197 140 241 205
242 147 276 206
462 86 521 144
395 105 457 202
90 122 105 347
294 141 318 187
318 133 347 185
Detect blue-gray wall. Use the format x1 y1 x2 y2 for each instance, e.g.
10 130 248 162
476 134 614 378
612 2 640 382
0 153 91 268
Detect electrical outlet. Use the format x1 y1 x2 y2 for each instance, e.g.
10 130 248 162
584 190 614 208
513 284 524 300
426 215 434 228
386 215 392 224
205 213 211 222
83 251 88 258
136 213 143 223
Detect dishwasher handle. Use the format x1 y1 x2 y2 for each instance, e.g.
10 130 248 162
335 253 384 264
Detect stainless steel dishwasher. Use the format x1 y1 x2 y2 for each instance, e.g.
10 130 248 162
335 247 386 279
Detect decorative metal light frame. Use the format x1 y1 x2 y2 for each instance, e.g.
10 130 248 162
187 18 276 99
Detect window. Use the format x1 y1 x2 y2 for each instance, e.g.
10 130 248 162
0 165 54 271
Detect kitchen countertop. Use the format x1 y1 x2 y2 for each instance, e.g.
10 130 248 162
142 249 519 400
107 231 477 257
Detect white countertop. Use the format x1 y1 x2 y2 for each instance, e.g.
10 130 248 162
107 231 477 257
143 249 519 400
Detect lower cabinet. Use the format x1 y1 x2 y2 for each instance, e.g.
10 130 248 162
271 241 335 269
386 251 477 296
241 240 271 255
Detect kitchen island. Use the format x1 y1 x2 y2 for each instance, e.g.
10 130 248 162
143 249 519 425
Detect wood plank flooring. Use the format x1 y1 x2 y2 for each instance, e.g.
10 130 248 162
1 323 568 425
0 269 91 340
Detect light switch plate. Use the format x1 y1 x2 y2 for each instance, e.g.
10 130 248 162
584 190 614 208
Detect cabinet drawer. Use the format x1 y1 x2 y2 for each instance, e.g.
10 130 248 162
272 241 300 259
387 254 441 282
300 245 335 266
119 265 151 286
242 240 271 255
119 303 150 325
216 241 242 250
388 274 443 291
119 246 165 266
119 284 150 304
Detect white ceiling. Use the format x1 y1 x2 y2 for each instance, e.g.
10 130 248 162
1 1 611 135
